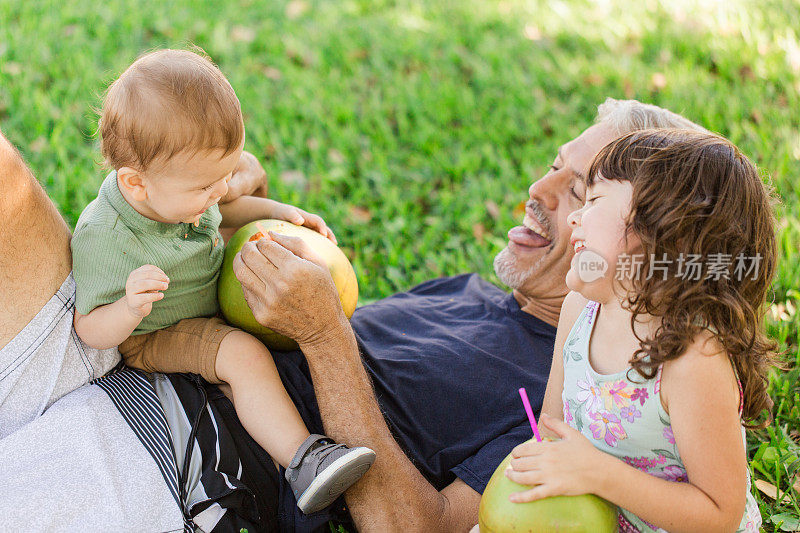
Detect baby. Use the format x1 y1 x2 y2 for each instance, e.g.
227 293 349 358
72 49 374 514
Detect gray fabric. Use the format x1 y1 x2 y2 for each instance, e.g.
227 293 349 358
0 272 184 531
0 272 118 439
0 378 184 531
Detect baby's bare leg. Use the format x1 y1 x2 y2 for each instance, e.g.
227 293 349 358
214 330 309 467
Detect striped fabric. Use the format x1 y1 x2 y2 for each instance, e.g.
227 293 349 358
92 368 192 532
92 368 266 532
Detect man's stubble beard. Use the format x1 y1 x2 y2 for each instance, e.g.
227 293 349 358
493 246 547 291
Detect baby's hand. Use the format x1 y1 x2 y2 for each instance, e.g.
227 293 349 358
269 201 338 244
125 265 169 318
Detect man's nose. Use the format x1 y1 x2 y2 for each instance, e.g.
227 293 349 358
529 174 558 211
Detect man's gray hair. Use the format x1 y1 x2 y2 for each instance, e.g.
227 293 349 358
596 98 709 135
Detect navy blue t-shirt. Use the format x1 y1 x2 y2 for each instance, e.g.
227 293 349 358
275 273 556 497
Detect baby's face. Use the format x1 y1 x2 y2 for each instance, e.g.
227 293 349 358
139 146 242 224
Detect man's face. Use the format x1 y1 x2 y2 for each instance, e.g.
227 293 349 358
493 123 619 299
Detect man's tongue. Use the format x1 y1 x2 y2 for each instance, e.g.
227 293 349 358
508 225 551 248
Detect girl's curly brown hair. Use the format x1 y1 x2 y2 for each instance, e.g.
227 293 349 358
586 128 779 427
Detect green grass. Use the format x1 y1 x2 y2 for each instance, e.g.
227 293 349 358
2 0 799 528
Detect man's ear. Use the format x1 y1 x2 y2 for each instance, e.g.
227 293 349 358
117 167 148 202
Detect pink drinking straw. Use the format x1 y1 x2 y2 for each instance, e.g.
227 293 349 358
518 387 542 442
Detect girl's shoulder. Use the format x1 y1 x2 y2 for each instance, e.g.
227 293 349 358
561 291 591 325
659 330 740 416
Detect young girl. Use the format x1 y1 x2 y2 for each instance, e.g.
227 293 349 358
505 129 776 532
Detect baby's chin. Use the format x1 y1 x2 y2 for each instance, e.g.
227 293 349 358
178 213 203 225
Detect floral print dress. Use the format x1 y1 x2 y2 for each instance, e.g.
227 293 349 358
561 301 761 532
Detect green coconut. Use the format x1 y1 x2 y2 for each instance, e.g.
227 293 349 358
478 443 618 532
217 219 358 350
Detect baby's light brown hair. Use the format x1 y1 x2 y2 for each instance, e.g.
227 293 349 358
99 48 244 171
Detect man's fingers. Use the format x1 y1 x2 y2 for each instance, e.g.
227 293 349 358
240 240 279 276
265 232 326 268
233 248 269 290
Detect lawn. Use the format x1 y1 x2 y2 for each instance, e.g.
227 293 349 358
1 0 798 529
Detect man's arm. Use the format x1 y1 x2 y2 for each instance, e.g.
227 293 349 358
301 319 482 532
232 234 482 532
0 130 72 350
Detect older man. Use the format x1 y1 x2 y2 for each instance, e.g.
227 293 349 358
232 99 704 532
0 99 701 532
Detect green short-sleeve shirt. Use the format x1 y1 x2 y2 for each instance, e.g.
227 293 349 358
71 171 225 335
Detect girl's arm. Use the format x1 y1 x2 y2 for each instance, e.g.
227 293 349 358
539 291 588 437
73 264 169 349
218 196 336 242
508 332 747 533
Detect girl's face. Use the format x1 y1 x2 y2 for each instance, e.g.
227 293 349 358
565 176 638 301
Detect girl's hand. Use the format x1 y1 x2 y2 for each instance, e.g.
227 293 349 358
124 265 169 318
268 201 338 244
506 414 604 502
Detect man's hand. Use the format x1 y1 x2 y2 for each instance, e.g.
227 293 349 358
124 265 169 319
232 232 344 346
220 151 268 204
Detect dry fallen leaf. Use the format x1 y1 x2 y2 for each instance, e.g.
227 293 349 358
472 223 486 242
485 200 500 220
30 136 47 153
583 73 604 87
231 25 256 43
280 170 307 189
349 206 372 223
523 24 542 41
286 0 308 19
262 66 282 80
755 479 793 504
512 200 526 220
3 62 22 76
328 149 345 164
650 72 667 91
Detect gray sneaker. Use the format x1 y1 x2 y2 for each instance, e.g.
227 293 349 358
285 434 376 514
